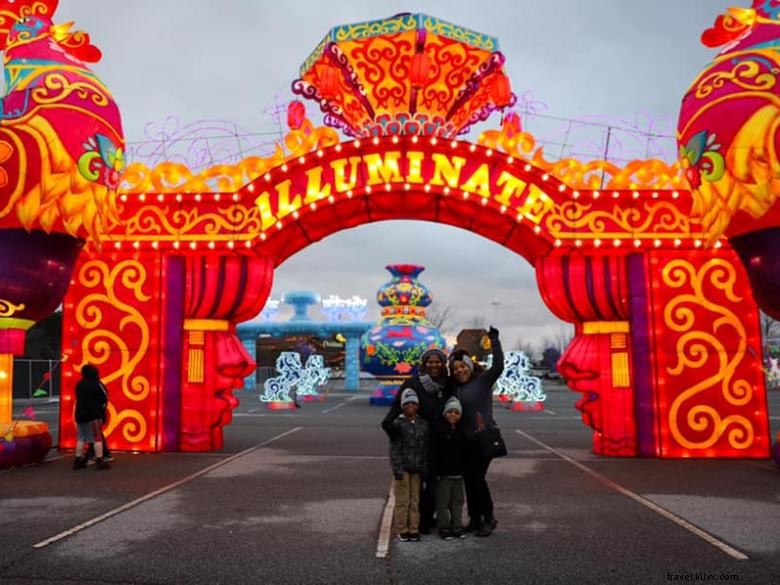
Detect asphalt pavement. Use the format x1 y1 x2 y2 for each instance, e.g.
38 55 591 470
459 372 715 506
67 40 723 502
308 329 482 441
2 381 779 585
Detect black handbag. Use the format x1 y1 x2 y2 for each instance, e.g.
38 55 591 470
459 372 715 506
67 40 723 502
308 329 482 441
479 426 508 459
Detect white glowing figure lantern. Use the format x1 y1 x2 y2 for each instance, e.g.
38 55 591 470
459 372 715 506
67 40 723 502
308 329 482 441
488 351 546 406
260 351 331 404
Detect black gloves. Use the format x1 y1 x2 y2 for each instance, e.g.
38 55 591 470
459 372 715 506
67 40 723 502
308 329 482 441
488 326 500 342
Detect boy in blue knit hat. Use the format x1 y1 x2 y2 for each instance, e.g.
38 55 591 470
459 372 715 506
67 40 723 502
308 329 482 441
389 388 429 542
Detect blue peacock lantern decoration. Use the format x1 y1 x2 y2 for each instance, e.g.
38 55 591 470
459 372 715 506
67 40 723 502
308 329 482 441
361 264 446 405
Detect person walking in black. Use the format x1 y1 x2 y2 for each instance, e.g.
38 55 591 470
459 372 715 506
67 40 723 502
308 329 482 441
72 365 110 471
381 348 450 533
450 326 503 536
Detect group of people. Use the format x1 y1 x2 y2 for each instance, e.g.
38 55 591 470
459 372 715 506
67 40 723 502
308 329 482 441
383 326 504 542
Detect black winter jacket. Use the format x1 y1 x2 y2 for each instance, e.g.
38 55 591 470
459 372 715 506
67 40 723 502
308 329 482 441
75 378 107 423
389 415 428 477
431 420 466 478
454 339 504 442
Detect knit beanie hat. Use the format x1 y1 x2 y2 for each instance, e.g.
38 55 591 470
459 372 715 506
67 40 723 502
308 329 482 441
452 354 475 373
443 396 462 414
400 388 419 406
420 348 447 373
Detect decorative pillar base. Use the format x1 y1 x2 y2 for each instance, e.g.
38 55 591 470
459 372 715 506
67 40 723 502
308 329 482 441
369 381 400 406
0 420 52 469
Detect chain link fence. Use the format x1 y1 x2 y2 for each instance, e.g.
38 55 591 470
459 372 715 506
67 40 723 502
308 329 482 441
12 359 60 399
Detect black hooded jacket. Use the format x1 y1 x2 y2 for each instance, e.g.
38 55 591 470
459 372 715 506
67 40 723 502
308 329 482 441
74 365 108 424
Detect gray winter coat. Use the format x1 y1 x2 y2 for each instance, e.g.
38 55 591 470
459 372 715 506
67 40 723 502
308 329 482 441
389 415 429 477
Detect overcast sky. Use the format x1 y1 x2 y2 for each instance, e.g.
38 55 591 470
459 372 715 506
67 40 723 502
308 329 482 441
55 0 733 351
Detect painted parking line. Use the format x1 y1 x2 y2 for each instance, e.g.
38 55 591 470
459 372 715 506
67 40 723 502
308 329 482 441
33 426 303 549
375 483 395 559
543 409 556 415
322 396 359 414
514 429 749 561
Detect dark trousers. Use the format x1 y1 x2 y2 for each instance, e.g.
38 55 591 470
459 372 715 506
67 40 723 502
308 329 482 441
463 441 493 523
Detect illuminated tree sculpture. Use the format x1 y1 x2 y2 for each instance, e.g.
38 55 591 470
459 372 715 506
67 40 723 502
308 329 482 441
0 0 124 469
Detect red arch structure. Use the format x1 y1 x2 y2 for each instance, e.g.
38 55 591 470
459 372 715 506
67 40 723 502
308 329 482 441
49 10 772 460
58 122 771 458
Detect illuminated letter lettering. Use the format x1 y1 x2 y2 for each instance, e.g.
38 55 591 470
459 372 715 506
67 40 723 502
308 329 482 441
330 157 361 192
274 179 302 220
405 151 425 184
364 152 403 185
494 171 527 206
255 191 277 230
303 166 332 204
430 154 466 187
460 163 492 198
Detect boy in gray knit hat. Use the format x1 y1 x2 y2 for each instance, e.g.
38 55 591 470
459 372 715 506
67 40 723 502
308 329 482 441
431 396 467 539
389 388 429 542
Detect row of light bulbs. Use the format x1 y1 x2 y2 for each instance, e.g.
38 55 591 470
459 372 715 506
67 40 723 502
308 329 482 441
111 136 705 250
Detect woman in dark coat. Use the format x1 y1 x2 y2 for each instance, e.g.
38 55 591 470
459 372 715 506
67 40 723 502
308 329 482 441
73 364 110 470
450 326 503 536
381 348 451 533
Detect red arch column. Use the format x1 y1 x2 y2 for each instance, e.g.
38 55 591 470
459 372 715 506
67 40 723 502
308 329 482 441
60 250 273 453
537 251 637 456
179 254 273 451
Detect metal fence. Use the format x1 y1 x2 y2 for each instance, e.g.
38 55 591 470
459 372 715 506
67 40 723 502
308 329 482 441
12 359 60 399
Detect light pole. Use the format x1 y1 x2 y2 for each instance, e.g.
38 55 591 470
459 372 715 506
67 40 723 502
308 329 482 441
491 301 501 325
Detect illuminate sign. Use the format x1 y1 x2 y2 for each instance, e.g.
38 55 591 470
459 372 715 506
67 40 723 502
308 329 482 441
253 143 554 230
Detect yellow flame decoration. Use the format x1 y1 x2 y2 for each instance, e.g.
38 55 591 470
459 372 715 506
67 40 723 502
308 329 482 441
119 119 339 194
478 122 687 191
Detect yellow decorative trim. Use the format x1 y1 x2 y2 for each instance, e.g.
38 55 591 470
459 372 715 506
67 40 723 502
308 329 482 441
611 352 631 388
187 349 205 384
0 318 35 330
184 319 230 332
0 353 12 424
610 333 628 350
187 329 205 384
583 321 629 334
0 299 25 317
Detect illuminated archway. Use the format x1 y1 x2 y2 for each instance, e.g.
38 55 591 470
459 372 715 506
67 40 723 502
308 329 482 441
57 124 771 458
54 10 771 459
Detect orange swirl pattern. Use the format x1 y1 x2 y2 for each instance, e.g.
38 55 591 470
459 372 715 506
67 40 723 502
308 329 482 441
662 258 755 451
544 200 696 239
72 259 152 446
349 33 413 112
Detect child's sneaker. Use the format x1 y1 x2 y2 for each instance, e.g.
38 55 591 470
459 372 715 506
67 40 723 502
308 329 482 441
72 457 87 470
103 453 115 462
439 529 454 540
408 533 421 541
94 457 111 471
451 528 467 539
398 533 411 542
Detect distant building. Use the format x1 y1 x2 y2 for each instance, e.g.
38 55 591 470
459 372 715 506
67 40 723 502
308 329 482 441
454 329 490 362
